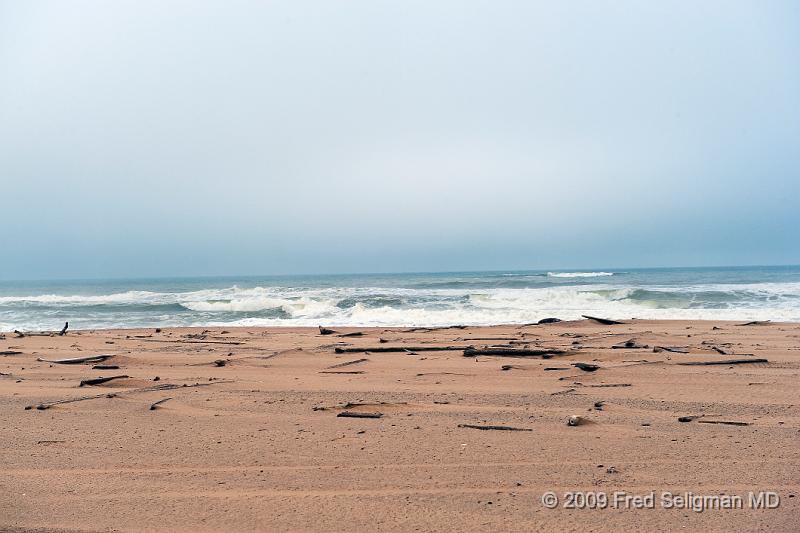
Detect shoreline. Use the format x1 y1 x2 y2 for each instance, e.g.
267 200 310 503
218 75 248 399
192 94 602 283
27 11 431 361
2 319 798 531
3 317 798 335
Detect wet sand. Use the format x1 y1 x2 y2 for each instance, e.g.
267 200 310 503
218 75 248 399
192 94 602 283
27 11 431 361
1 320 799 532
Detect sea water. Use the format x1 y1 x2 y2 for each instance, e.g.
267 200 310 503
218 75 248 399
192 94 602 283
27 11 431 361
1 266 799 331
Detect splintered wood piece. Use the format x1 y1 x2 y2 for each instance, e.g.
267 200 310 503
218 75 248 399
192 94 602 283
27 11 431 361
26 380 235 410
337 411 383 419
463 348 567 357
149 397 173 410
326 358 369 369
458 424 532 432
337 346 470 354
678 358 768 366
79 375 129 387
37 355 114 365
697 420 750 426
653 346 689 353
582 315 625 325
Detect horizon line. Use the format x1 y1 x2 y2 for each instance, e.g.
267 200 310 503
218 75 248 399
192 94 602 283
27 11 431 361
1 263 798 284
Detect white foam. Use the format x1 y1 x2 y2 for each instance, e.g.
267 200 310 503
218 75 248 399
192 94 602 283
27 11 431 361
0 290 169 305
181 295 339 317
3 280 800 330
547 272 615 278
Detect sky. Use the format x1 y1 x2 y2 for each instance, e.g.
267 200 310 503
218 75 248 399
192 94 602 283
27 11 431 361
0 0 798 280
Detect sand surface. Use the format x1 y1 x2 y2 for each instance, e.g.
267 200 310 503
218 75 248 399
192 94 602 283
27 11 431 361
1 320 799 532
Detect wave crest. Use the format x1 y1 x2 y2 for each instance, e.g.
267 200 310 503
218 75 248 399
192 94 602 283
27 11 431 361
547 272 614 278
3 278 800 329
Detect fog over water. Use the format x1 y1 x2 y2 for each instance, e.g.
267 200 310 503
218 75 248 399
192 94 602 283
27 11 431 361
0 1 798 280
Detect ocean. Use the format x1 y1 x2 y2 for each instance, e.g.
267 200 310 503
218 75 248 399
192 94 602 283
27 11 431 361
1 266 799 331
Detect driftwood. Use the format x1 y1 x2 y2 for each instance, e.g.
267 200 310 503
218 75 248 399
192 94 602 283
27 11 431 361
544 367 570 371
653 346 689 353
416 372 472 377
712 346 727 354
697 420 750 426
59 322 69 336
588 383 631 387
1 350 22 356
79 375 129 387
320 370 365 374
461 337 519 341
573 363 600 372
326 358 369 369
92 364 120 370
462 347 567 358
28 391 118 410
678 358 768 366
313 401 405 412
37 355 113 365
582 315 624 325
338 332 364 337
319 326 337 335
149 397 172 410
336 346 470 354
26 380 234 410
337 411 383 418
736 320 770 326
612 339 648 349
458 424 532 432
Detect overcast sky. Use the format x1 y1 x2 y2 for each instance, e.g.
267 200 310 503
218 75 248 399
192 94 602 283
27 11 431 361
1 1 798 280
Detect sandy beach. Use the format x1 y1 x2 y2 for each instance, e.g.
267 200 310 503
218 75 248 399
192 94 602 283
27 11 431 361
1 319 798 532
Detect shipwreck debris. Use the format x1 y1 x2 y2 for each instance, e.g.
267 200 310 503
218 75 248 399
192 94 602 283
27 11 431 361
326 358 369 369
37 355 114 365
463 347 567 358
337 346 470 354
149 397 173 410
677 358 767 366
458 424 532 432
79 375 129 387
337 411 383 419
582 315 624 325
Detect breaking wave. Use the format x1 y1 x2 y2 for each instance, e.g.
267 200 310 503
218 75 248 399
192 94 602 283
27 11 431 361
2 274 800 330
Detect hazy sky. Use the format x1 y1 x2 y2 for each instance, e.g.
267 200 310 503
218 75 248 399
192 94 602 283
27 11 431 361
1 1 798 280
